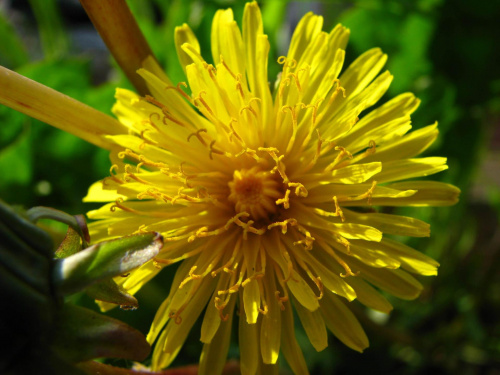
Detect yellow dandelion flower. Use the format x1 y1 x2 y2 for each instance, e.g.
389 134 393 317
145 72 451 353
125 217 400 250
0 1 459 374
82 3 460 373
80 3 460 372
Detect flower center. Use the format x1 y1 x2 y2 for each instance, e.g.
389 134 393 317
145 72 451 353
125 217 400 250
228 166 283 221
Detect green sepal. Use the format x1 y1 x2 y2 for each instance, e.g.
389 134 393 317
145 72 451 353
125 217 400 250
53 232 163 295
85 278 138 310
55 226 82 259
51 304 150 363
26 206 90 248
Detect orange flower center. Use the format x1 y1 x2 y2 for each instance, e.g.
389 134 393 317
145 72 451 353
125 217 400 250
228 166 283 222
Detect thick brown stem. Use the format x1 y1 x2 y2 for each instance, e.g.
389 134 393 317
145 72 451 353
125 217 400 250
79 0 158 95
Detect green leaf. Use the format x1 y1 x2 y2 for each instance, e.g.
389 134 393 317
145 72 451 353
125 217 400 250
0 101 26 149
0 123 32 188
51 304 150 363
0 12 29 68
28 0 69 59
54 232 163 295
17 59 91 102
388 13 434 94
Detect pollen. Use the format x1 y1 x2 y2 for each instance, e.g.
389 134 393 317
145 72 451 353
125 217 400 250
228 166 283 221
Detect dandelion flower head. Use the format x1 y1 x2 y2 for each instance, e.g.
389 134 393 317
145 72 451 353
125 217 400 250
85 2 459 373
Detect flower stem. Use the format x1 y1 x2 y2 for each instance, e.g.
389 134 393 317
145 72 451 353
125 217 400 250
0 66 126 150
79 0 158 96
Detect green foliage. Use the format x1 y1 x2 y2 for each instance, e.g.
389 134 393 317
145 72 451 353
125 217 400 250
0 200 162 374
0 13 29 68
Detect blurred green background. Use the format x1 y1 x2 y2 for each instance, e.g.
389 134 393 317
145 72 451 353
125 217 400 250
0 0 499 373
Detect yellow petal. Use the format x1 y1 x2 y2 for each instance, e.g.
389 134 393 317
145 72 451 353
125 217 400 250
296 31 328 71
87 200 183 220
280 301 310 375
137 68 211 131
243 3 273 133
362 123 439 163
376 238 440 276
211 8 246 79
344 209 430 237
342 116 412 156
329 223 383 241
321 291 369 352
339 47 387 99
211 9 234 65
312 244 394 312
287 202 383 242
200 273 230 343
322 71 394 140
287 12 323 64
305 48 345 106
83 181 127 203
243 1 263 92
306 183 416 205
381 181 461 206
86 219 117 244
286 269 320 312
239 309 260 375
332 240 401 270
175 23 201 76
306 24 349 88
299 248 356 301
198 296 236 375
243 279 260 324
347 277 393 313
330 162 382 184
147 257 198 344
151 277 216 370
293 297 328 351
374 157 448 183
185 62 231 125
348 257 424 300
262 232 291 279
260 273 281 364
353 92 420 132
112 88 143 125
103 134 183 166
255 34 274 135
243 235 261 324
